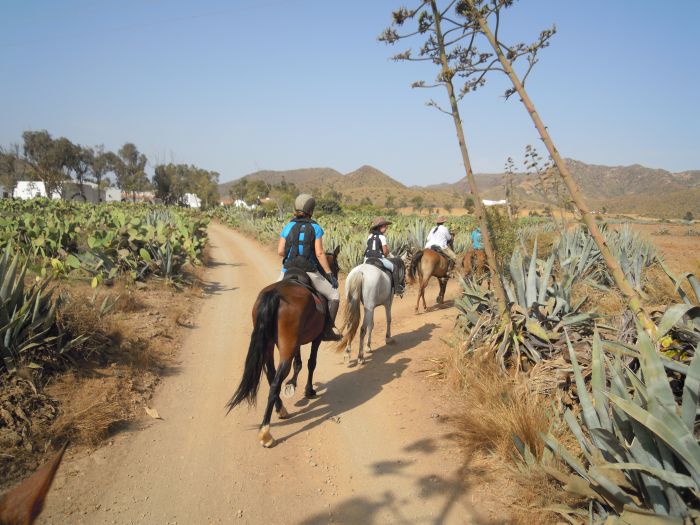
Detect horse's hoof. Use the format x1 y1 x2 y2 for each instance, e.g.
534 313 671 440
358 356 365 365
305 389 317 399
258 426 275 448
283 383 295 399
277 405 290 419
343 353 350 364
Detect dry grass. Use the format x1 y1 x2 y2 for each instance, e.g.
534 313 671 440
48 374 129 445
448 348 581 524
571 280 625 321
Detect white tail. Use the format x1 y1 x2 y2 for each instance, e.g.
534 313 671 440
336 270 363 350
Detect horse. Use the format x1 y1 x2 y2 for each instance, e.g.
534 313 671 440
408 248 451 313
461 247 486 277
337 259 405 365
226 248 340 448
0 443 67 525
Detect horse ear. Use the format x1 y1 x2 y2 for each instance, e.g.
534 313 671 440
0 443 67 525
333 245 340 257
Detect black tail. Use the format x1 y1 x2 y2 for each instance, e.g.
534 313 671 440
226 288 280 413
409 250 423 283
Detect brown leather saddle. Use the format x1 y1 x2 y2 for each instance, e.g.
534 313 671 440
282 268 326 314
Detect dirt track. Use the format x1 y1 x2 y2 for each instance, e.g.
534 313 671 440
39 223 475 524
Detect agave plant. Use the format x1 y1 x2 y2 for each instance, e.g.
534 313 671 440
0 249 58 374
544 329 700 523
456 241 599 369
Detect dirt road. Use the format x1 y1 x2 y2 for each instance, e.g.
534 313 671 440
39 223 476 525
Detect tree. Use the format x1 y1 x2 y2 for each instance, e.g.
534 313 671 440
88 146 117 201
317 199 342 215
22 130 76 197
684 211 694 222
410 195 424 212
0 144 28 197
503 156 517 219
359 196 373 207
67 144 91 200
115 143 149 201
385 195 396 208
444 202 453 214
380 2 510 310
464 195 475 213
459 0 655 333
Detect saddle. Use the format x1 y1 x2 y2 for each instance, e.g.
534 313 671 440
429 245 454 275
282 269 326 314
429 245 450 261
365 257 406 296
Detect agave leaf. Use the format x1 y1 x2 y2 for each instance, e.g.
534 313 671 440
538 254 555 306
543 432 590 480
509 249 526 309
657 304 700 338
635 329 676 412
681 345 700 431
618 508 684 525
606 393 700 482
591 332 612 431
525 239 538 308
599 463 696 489
566 332 601 430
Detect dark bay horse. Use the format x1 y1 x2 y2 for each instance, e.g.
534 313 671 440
226 249 340 448
409 248 450 313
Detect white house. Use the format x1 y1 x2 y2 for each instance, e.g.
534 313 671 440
483 199 507 207
183 193 201 208
13 181 60 200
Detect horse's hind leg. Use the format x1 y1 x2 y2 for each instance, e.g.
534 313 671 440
385 296 395 345
264 351 291 419
305 338 321 398
284 352 303 399
259 356 292 447
359 307 373 364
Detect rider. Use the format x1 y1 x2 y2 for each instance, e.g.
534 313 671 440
365 216 403 295
469 225 486 274
424 216 457 269
277 194 342 341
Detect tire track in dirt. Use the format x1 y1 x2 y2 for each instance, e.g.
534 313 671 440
39 223 477 524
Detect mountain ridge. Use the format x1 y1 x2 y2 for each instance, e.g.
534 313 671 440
218 160 700 218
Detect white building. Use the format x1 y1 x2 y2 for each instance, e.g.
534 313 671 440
13 181 60 200
183 193 201 208
483 199 507 207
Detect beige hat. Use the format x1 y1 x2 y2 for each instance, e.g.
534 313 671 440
436 216 447 223
370 216 392 231
294 194 316 214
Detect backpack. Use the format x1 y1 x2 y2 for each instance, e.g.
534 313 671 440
364 233 384 259
283 218 319 273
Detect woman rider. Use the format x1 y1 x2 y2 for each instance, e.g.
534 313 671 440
365 216 403 294
277 194 341 341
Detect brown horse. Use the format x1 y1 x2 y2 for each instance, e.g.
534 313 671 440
409 248 451 313
226 249 340 448
0 443 67 525
461 248 486 277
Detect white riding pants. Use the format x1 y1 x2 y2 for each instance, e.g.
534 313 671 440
277 270 340 302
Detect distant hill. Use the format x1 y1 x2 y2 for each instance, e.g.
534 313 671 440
218 160 700 218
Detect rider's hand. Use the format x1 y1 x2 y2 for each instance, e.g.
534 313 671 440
327 273 339 289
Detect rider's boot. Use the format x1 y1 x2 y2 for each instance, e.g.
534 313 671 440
392 267 403 296
322 300 342 342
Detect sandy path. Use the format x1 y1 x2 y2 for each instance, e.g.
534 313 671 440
39 223 476 525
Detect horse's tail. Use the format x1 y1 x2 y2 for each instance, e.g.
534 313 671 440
336 270 363 351
409 250 424 284
226 288 280 412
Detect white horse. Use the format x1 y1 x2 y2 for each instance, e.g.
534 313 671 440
337 261 404 365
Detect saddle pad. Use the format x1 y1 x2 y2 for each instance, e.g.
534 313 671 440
282 271 326 315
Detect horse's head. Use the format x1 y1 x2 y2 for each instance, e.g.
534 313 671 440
325 245 341 278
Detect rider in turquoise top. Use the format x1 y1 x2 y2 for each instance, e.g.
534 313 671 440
471 227 483 250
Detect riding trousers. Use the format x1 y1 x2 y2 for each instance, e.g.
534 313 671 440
364 257 394 272
277 270 340 302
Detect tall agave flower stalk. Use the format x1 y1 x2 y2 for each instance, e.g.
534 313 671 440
463 0 656 334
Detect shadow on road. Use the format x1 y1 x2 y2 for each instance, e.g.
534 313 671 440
272 323 439 444
298 434 503 525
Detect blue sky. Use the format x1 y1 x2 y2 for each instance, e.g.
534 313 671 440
1 0 698 185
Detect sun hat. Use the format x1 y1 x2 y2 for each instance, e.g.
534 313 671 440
370 216 392 232
436 216 447 223
294 194 316 214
